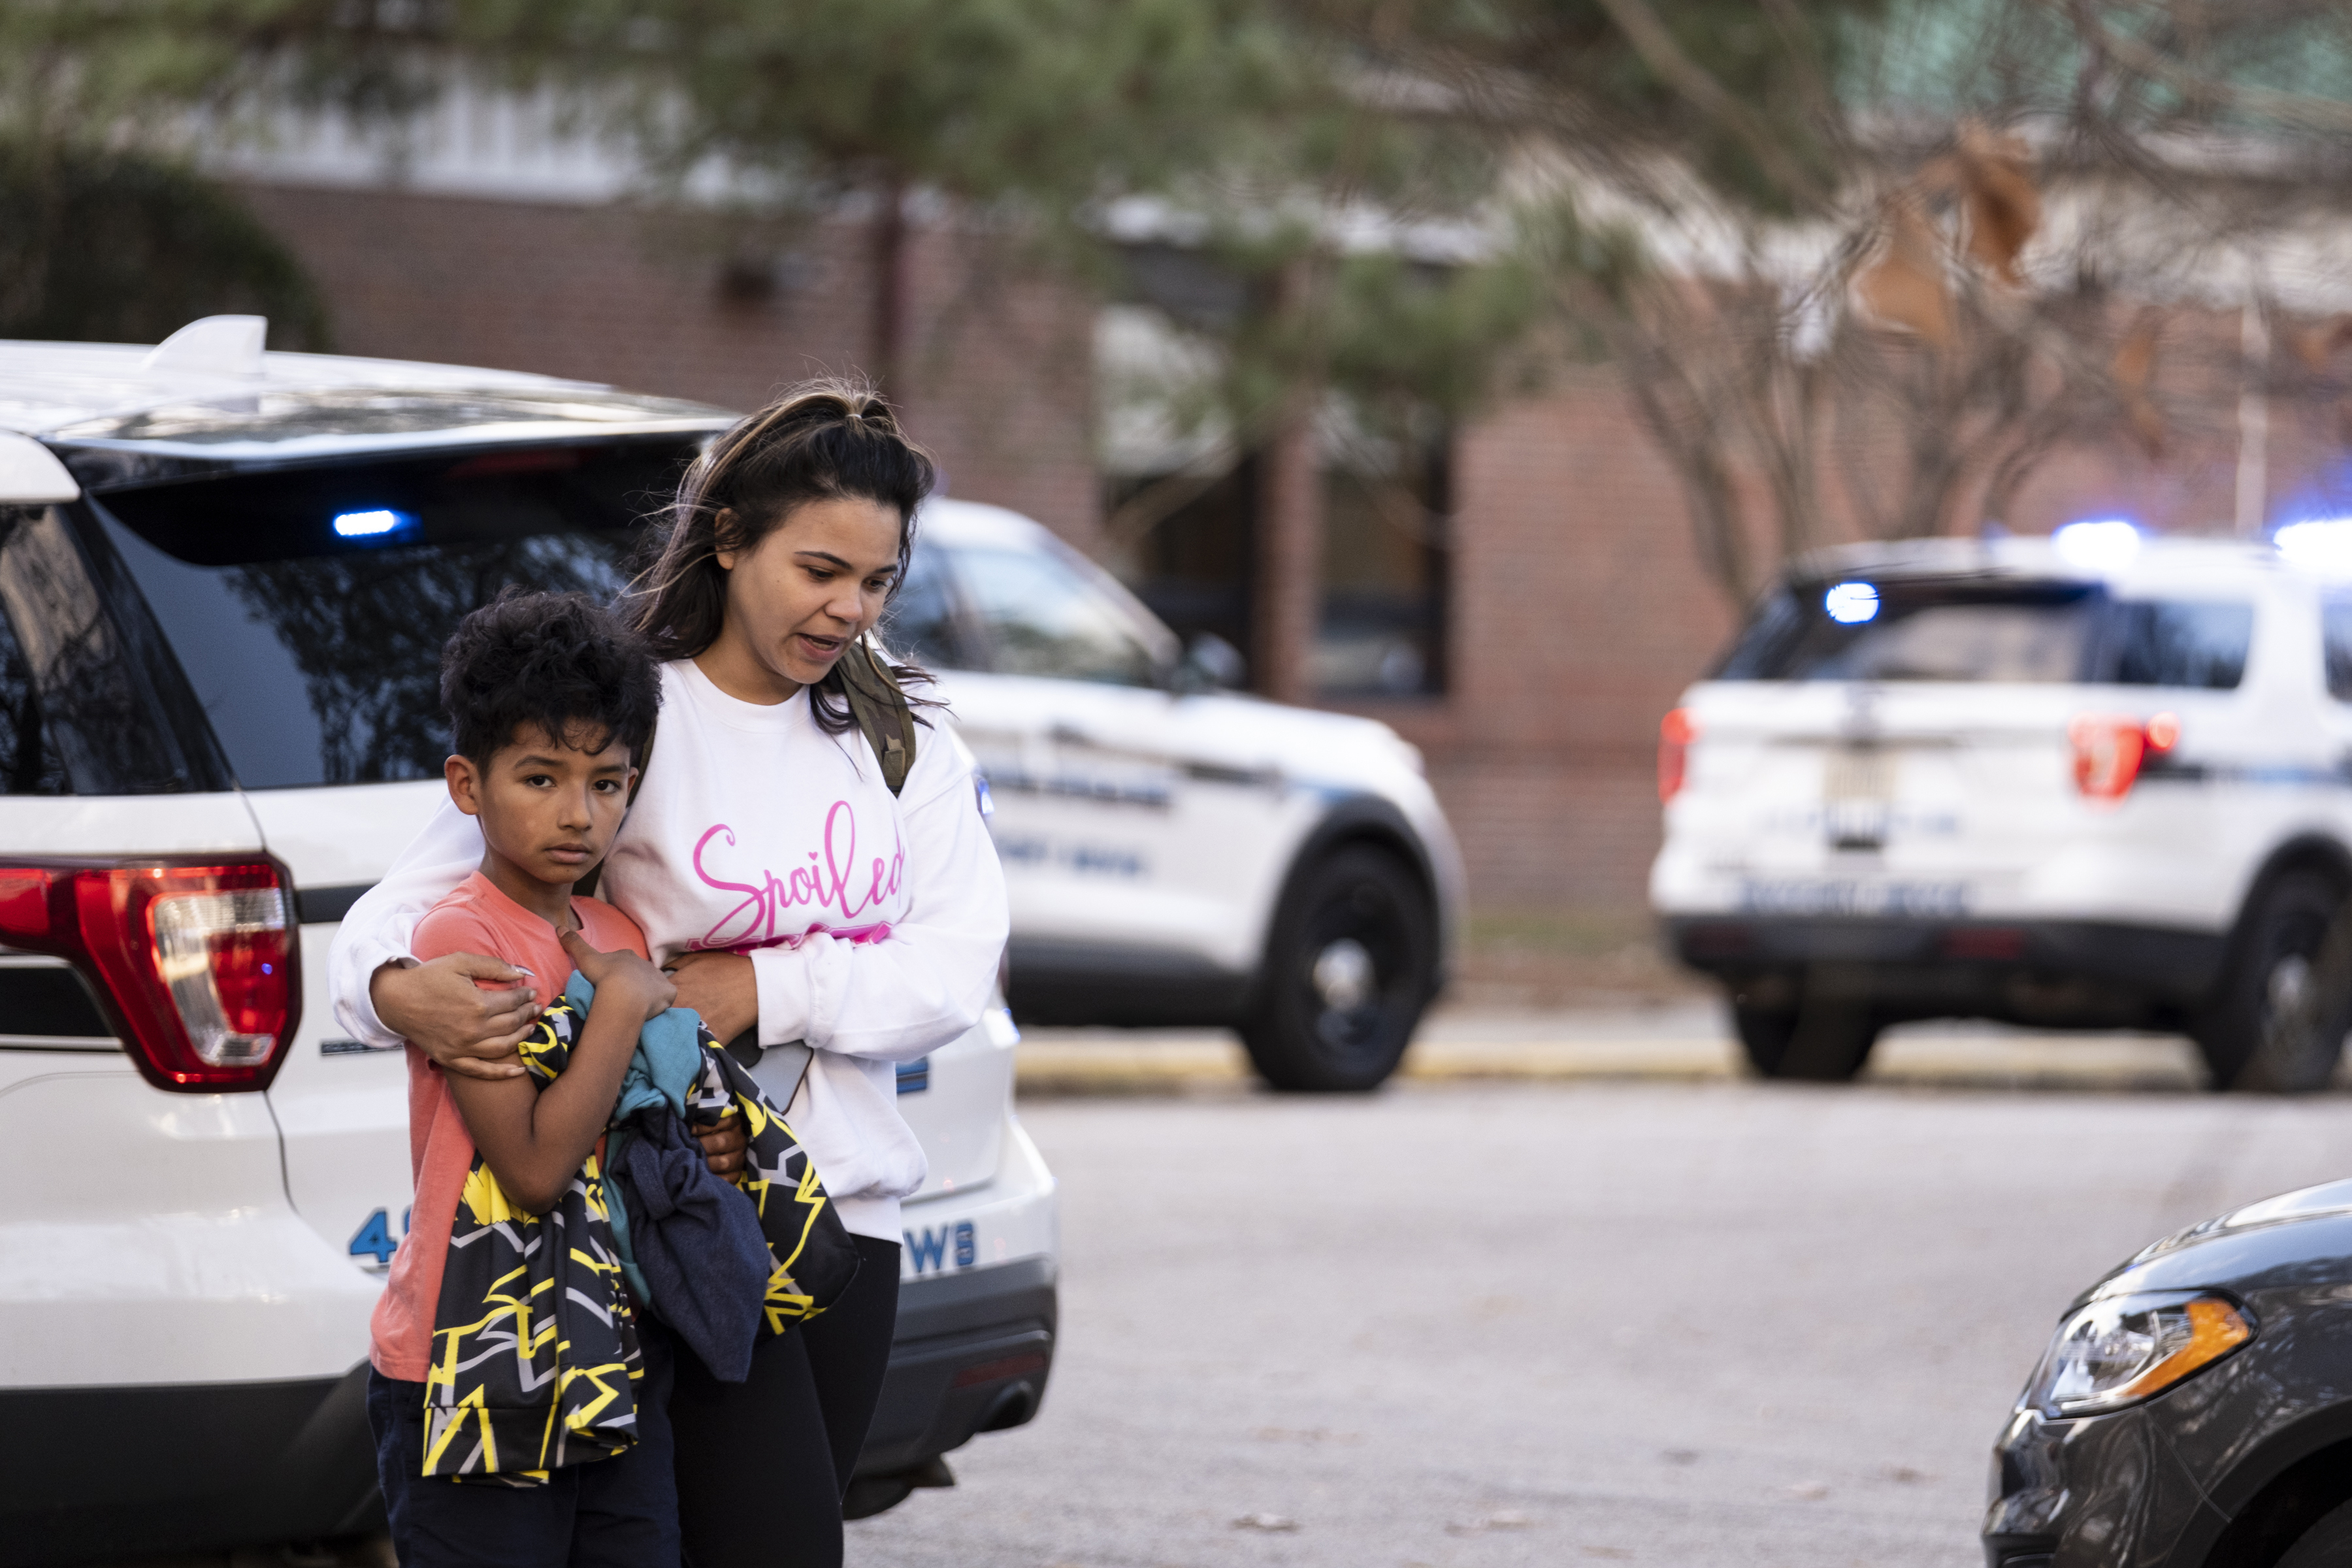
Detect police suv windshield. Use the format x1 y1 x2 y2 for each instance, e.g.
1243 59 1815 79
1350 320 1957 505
1718 578 2255 689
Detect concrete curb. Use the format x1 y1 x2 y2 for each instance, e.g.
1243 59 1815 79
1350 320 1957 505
1013 1024 2225 1096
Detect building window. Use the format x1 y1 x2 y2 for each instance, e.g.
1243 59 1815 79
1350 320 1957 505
1104 444 1450 700
1314 440 1447 698
1107 461 1256 673
1097 292 1449 700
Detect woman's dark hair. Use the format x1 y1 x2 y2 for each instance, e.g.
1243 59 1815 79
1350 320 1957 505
627 376 939 735
442 588 662 764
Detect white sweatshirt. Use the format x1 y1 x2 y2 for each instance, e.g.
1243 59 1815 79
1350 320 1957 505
327 658 1011 1242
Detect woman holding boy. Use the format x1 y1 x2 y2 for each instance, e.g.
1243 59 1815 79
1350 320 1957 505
333 384 1009 1567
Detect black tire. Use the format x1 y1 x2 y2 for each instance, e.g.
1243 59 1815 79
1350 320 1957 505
2194 871 2352 1093
1240 845 1437 1092
2276 1494 2352 1568
1728 978 1880 1082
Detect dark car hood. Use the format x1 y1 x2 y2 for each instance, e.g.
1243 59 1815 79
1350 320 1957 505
2076 1179 2352 1308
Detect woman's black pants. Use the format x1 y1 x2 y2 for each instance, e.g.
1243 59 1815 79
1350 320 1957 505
669 1235 902 1568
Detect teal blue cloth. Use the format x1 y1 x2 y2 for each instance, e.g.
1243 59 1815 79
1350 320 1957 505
566 969 704 1119
561 969 708 1308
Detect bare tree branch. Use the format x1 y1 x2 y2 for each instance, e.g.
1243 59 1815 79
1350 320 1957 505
2050 0 2352 135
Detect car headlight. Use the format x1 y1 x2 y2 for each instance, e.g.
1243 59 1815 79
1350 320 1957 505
2023 1290 2254 1418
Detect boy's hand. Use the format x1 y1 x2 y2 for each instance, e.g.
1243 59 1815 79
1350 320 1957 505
372 954 538 1081
560 928 677 1021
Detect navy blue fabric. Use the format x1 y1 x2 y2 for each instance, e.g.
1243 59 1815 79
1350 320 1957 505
369 1320 679 1568
610 1102 772 1382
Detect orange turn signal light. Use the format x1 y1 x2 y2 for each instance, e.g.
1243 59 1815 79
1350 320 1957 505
2106 1297 2251 1406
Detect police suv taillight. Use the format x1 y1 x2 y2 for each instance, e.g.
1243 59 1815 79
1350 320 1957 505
2068 711 2181 805
0 859 299 1092
1659 708 1699 802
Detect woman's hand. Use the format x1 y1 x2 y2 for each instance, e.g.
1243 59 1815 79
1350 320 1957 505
371 954 542 1081
694 1119 749 1179
559 929 678 1021
665 949 758 1043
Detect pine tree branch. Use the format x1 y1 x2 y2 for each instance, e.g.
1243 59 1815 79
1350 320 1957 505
1584 0 1827 209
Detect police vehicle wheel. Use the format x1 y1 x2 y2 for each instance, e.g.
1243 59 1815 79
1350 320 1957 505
1241 845 1436 1092
2198 872 2352 1093
1729 981 1879 1082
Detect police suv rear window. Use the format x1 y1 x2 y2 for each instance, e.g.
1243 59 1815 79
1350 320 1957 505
1717 580 2253 689
2323 598 2352 701
0 587 68 796
82 438 698 789
0 504 208 795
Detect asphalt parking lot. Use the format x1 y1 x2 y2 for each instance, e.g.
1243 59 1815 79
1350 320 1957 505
99 1015 2352 1568
855 1020 2352 1568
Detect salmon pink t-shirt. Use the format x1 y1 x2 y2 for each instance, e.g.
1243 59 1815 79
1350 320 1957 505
367 871 649 1382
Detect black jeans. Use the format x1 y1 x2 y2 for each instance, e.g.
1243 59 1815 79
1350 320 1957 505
368 1322 680 1568
671 1235 902 1568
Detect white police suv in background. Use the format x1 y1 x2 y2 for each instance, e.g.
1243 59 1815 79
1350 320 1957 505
891 500 1463 1094
0 320 1051 1562
1653 519 2352 1091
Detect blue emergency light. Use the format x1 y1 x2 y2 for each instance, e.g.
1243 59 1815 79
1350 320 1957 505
333 508 414 539
1824 581 1880 624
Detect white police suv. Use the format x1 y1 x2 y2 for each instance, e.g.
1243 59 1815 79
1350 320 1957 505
894 500 1463 1094
1652 520 2352 1091
0 320 1053 1562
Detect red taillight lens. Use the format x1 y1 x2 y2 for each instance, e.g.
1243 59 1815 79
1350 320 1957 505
2069 713 2180 805
0 865 50 940
1 859 298 1092
0 866 54 944
1659 708 1698 802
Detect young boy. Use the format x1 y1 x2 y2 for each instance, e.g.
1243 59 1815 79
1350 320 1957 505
367 589 676 1568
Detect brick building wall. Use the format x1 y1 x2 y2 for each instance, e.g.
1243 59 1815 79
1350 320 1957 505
1340 376 1739 910
234 184 1103 544
230 180 2349 918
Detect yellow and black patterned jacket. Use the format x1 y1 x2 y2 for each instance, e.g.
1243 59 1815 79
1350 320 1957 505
422 989 858 1482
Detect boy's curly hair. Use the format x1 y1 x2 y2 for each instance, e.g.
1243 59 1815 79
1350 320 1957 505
441 589 661 765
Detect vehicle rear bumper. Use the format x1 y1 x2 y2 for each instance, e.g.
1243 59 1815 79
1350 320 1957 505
0 1364 380 1567
0 1257 1065 1564
1665 916 2227 1022
0 1092 1060 1558
856 1254 1058 1479
0 1264 1066 1563
861 1119 1061 1479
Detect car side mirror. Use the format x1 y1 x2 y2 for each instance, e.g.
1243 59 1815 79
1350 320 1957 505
1171 632 1247 694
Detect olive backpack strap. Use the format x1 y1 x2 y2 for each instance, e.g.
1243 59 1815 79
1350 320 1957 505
572 713 659 899
835 633 917 798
